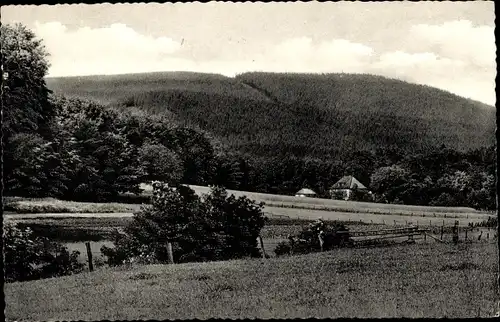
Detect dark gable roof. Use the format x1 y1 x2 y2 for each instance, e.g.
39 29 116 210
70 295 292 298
331 175 368 190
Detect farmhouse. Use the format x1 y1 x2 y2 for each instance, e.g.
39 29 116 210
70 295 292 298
330 175 371 201
295 188 317 198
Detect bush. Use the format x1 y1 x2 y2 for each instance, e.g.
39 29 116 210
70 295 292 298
274 219 352 256
4 223 84 282
473 216 497 228
15 223 110 242
350 189 375 202
274 241 292 257
101 182 267 266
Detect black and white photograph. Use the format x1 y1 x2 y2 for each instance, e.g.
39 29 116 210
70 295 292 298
1 1 498 320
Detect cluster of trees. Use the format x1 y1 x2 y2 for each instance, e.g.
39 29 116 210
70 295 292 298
3 23 496 211
2 23 216 202
108 86 494 160
213 145 496 210
48 70 495 161
5 93 217 201
101 182 267 265
4 224 84 282
370 146 496 209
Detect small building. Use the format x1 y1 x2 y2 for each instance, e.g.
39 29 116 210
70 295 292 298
295 188 317 198
330 175 370 201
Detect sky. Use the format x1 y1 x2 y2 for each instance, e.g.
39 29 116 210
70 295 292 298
1 2 496 106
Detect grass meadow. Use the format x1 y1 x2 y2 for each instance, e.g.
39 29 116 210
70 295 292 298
3 196 144 214
4 183 493 229
5 242 498 320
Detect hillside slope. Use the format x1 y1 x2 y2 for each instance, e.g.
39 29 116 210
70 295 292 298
5 243 498 319
46 72 496 159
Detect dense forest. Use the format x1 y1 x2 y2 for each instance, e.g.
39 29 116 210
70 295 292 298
47 71 496 158
4 23 497 211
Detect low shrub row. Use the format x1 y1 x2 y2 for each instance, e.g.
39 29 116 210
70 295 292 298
274 219 353 257
4 224 85 282
15 223 112 242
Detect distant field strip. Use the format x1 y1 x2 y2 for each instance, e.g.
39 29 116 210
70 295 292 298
4 184 493 226
4 213 134 220
183 185 488 216
263 206 487 227
142 184 492 218
3 197 144 214
4 208 487 227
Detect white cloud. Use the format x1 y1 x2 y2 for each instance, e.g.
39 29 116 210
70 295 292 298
264 38 374 73
368 20 496 105
410 20 495 67
34 21 181 76
33 21 495 105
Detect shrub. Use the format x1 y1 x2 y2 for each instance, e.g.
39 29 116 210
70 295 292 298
101 182 267 266
15 223 110 242
473 216 497 228
274 241 292 257
274 219 352 256
4 223 84 282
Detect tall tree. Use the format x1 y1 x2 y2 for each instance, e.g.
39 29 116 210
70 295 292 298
1 23 54 138
2 23 55 195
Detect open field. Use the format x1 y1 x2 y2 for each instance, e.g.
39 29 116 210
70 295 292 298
3 196 144 214
5 206 492 227
5 242 498 320
4 183 494 228
6 211 496 267
150 184 493 218
6 182 491 220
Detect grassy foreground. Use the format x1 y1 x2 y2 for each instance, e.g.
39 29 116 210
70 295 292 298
5 242 498 320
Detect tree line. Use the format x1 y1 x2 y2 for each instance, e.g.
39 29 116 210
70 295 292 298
3 23 496 211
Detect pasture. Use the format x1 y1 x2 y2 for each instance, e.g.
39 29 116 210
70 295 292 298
4 183 493 229
5 242 498 320
145 184 493 218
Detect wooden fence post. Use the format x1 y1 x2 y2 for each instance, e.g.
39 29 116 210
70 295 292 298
424 232 427 241
258 236 267 258
440 225 444 241
167 241 174 264
85 242 94 272
318 233 324 252
465 228 468 240
452 220 459 244
394 220 396 226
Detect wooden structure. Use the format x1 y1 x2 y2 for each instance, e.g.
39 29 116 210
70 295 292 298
338 226 430 247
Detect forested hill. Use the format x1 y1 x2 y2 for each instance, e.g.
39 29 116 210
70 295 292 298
46 71 496 159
